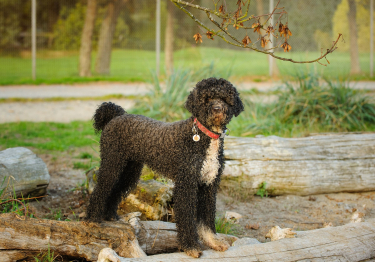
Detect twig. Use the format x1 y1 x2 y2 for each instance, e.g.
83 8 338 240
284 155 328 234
170 0 342 65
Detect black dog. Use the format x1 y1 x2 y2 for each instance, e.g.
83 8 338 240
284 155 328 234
86 78 244 257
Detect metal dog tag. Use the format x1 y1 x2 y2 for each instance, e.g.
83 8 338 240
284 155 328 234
193 134 200 142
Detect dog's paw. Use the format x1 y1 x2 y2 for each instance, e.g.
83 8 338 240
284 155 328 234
210 239 230 252
185 249 203 258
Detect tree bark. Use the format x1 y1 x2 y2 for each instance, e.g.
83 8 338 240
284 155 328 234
95 0 123 75
348 0 361 74
222 133 375 196
165 0 174 76
79 0 97 77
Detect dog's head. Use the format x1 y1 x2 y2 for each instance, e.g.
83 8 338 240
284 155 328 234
185 78 244 130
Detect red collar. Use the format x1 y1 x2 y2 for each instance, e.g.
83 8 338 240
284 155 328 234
194 118 222 139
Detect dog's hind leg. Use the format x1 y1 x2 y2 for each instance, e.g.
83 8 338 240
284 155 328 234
103 161 143 221
86 151 127 222
197 180 230 252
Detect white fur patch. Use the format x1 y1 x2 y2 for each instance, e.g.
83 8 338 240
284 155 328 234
200 138 221 185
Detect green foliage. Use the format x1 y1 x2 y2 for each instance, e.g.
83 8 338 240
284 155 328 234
73 161 91 170
215 216 239 235
34 244 58 262
53 3 86 50
0 0 21 51
1 48 374 86
53 3 129 50
130 63 231 122
130 69 192 122
333 0 375 52
229 72 375 137
276 72 375 130
79 152 93 159
256 182 272 198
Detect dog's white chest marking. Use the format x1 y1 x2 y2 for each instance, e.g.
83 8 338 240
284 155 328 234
201 139 221 185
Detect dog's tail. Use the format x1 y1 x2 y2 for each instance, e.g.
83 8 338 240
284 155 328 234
93 102 126 133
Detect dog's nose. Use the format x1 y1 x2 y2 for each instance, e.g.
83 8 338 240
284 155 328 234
212 105 222 113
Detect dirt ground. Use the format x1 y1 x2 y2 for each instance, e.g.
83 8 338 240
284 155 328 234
25 149 375 244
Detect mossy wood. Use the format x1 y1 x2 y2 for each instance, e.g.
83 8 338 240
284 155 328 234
222 133 375 195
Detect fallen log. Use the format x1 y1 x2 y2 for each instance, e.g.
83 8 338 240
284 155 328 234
0 212 237 261
98 218 375 262
0 213 145 262
222 133 375 195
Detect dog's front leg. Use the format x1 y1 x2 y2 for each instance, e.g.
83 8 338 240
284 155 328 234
197 180 230 252
174 171 202 258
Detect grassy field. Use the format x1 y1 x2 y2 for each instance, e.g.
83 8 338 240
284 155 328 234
0 48 373 85
1 72 375 152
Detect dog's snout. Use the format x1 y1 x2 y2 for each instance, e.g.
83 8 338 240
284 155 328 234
212 105 222 113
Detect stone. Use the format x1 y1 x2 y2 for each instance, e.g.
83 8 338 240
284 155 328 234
0 147 50 197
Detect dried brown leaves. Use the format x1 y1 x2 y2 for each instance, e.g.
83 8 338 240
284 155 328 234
242 35 251 47
193 33 202 43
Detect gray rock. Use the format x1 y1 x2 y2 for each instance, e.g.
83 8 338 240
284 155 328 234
0 147 50 197
232 237 261 246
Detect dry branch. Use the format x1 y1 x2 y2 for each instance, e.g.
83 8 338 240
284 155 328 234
170 0 342 64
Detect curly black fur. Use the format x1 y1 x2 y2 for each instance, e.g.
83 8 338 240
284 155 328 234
86 78 244 257
92 102 126 133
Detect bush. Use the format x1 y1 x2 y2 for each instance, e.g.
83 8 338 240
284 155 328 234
230 72 375 137
130 63 231 122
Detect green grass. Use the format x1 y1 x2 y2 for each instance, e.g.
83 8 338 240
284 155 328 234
0 48 374 85
0 121 96 151
215 216 240 235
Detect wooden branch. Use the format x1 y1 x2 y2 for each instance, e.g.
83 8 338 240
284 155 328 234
96 219 375 261
170 0 342 65
222 133 375 195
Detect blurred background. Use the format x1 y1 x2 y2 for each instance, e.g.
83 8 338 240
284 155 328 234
0 0 374 84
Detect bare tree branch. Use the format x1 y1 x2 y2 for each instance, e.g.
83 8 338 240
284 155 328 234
170 0 342 65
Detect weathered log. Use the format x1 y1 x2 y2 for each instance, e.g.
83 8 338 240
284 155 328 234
222 133 375 195
0 213 145 262
98 218 375 262
0 212 237 261
0 147 50 198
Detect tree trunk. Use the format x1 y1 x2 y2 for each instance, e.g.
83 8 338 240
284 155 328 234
164 0 174 76
222 133 375 196
348 0 361 74
79 0 97 77
95 0 123 75
256 0 279 77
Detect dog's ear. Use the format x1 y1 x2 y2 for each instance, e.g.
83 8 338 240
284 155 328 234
185 89 196 115
233 94 244 117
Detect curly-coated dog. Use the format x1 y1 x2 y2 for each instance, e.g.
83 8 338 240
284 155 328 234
86 77 244 258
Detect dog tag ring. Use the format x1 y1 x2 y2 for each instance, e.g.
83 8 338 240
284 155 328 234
193 134 200 142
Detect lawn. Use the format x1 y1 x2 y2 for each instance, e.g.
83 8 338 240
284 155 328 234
0 48 373 85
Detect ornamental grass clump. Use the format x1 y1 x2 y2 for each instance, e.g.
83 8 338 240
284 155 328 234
275 73 375 132
230 72 375 137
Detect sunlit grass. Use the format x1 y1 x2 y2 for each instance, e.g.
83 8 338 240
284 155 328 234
0 48 373 85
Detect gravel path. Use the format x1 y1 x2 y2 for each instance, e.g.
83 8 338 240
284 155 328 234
1 81 374 123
